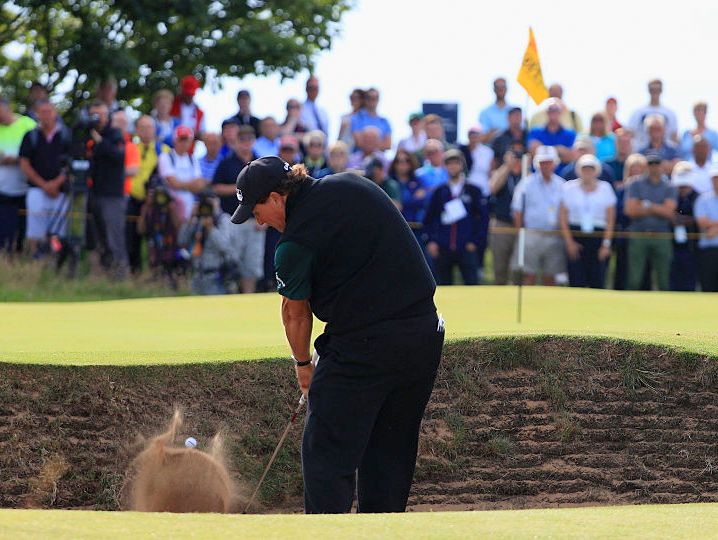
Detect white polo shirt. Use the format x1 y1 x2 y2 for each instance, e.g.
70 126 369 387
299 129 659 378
158 150 202 221
561 179 617 230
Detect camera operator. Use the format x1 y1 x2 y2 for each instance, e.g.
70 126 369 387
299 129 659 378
87 100 128 278
138 180 183 288
19 100 71 257
178 191 232 295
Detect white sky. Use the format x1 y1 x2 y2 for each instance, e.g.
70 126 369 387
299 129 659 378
197 0 718 146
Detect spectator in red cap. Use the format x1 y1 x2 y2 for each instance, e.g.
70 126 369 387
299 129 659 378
158 125 206 222
170 75 205 140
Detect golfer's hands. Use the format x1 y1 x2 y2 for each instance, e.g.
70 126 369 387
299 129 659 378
295 363 314 397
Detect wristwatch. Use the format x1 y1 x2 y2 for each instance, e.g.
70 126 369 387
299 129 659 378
292 355 312 367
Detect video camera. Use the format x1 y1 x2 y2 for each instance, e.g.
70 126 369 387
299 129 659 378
152 184 172 208
54 111 100 277
197 191 216 219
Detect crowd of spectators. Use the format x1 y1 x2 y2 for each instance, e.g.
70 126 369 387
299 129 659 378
1 75 717 293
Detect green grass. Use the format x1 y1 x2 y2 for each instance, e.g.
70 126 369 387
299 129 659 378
0 259 188 302
2 287 717 365
2 504 717 539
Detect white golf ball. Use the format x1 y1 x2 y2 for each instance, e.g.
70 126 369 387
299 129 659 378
185 437 197 448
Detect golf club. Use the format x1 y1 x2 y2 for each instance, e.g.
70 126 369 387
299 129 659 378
243 393 306 513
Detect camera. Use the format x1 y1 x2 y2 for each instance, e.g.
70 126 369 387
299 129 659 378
74 112 101 132
197 191 216 219
152 184 172 208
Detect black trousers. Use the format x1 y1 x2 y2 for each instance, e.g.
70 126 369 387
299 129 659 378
698 248 718 292
435 248 479 285
567 227 606 289
303 313 444 514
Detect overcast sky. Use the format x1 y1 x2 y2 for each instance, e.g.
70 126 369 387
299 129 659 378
196 0 718 146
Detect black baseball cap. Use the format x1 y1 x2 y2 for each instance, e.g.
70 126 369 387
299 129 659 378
231 157 291 224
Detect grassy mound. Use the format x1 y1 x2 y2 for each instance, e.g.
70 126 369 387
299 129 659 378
1 337 716 512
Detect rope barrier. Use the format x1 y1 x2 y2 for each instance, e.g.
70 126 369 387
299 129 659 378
407 222 709 241
10 209 711 239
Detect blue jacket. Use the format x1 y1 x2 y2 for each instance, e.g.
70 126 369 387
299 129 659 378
423 181 483 251
397 175 427 224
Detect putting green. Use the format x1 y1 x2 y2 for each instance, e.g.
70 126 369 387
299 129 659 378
2 287 717 365
3 504 718 539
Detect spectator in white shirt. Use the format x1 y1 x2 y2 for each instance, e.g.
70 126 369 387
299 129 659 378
511 146 566 286
460 125 495 196
559 153 617 288
158 125 206 222
300 76 329 136
688 135 713 194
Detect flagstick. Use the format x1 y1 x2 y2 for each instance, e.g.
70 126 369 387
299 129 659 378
517 154 529 324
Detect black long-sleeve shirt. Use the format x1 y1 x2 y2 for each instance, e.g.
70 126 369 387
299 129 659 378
90 125 125 197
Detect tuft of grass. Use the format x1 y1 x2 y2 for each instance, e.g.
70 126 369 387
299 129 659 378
539 372 567 411
485 337 539 370
484 434 514 458
0 258 188 302
620 352 662 394
698 360 718 390
554 413 581 444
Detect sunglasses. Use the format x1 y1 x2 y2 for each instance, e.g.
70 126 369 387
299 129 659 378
395 158 411 164
239 135 255 142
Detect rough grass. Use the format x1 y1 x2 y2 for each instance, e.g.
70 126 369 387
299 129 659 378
0 258 188 302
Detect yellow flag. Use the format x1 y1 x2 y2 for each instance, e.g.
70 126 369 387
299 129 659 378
517 27 549 105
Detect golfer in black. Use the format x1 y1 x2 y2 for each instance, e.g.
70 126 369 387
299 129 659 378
231 156 444 514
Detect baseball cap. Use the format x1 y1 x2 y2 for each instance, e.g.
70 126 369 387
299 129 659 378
468 124 484 135
174 125 194 140
534 145 559 164
231 157 292 224
409 112 424 123
646 152 662 165
180 75 200 96
443 148 465 164
576 153 602 174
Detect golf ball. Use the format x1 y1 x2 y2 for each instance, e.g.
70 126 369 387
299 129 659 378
185 437 197 448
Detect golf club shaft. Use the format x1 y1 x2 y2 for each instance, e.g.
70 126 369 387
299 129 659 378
244 395 305 513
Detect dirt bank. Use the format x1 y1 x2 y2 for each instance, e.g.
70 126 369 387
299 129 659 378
1 337 716 512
